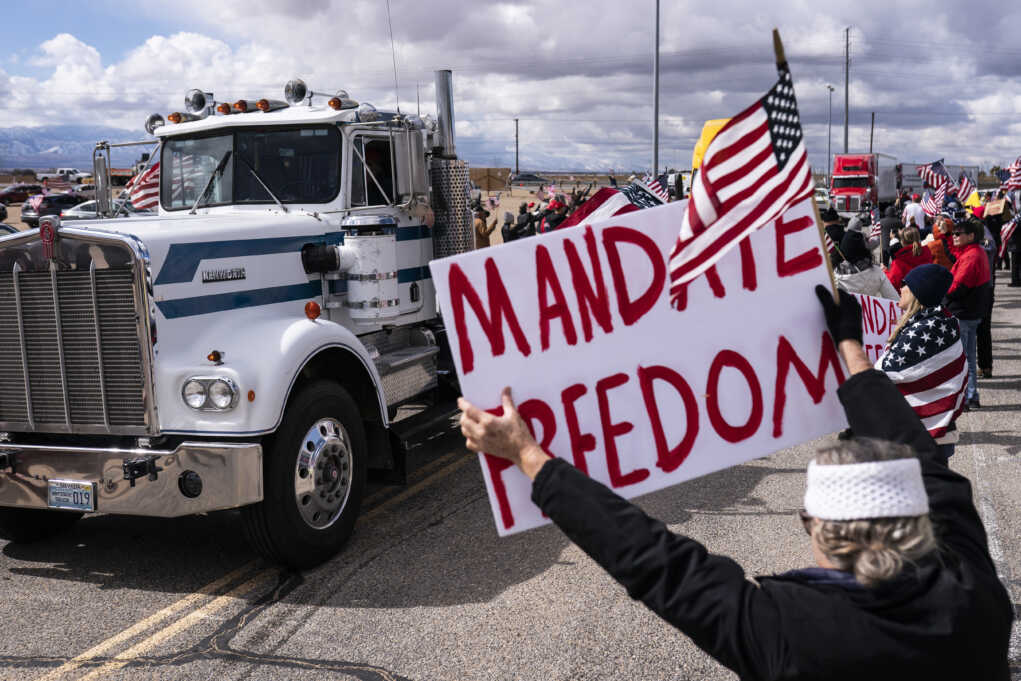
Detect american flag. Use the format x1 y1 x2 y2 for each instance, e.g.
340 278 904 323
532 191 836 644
668 48 813 300
956 171 975 201
823 231 836 255
880 306 967 438
869 220 882 240
126 161 160 210
921 182 947 217
642 174 670 201
558 182 664 229
916 159 956 191
1000 155 1021 192
999 214 1018 259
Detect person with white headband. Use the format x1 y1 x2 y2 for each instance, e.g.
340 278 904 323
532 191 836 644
458 285 1012 680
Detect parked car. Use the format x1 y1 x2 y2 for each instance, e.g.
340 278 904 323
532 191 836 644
814 186 832 211
509 173 550 186
0 184 44 204
20 193 84 228
61 199 153 221
72 183 97 200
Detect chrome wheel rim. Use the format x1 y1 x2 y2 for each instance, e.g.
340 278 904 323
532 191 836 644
294 417 353 530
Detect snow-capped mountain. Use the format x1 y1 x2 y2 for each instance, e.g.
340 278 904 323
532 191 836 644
0 125 155 169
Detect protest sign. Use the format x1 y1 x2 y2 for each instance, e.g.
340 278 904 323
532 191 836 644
431 198 867 536
986 199 1005 216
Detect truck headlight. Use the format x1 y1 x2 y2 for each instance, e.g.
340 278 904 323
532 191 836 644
182 377 239 411
183 380 207 409
208 379 236 409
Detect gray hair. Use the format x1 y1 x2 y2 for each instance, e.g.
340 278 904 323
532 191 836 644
810 438 936 588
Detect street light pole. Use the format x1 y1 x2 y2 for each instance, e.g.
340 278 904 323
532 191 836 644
652 0 660 178
826 84 835 188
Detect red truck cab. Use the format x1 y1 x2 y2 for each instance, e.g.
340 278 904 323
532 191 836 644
830 154 874 216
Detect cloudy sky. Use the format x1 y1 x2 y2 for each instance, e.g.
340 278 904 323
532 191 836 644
1 0 1018 172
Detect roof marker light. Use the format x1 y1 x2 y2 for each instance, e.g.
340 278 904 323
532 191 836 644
257 99 287 112
216 103 232 115
233 100 251 113
144 113 165 134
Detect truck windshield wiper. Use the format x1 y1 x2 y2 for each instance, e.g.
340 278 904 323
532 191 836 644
238 156 288 213
190 149 232 215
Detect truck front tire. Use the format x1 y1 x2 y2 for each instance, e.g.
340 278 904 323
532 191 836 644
241 380 367 570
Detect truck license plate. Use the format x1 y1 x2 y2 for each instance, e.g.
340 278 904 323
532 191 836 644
47 480 96 512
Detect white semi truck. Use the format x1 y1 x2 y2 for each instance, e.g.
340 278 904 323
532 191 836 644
0 71 472 568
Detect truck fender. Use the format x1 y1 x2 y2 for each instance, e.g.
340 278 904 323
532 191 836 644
155 315 388 437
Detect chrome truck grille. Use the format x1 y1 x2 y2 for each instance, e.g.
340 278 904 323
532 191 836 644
0 229 155 434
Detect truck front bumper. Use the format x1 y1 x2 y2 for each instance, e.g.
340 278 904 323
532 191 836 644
0 441 262 517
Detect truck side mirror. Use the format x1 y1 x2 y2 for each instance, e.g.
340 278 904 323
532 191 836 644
393 129 428 203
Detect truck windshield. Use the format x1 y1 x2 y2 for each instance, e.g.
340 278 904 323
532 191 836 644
832 177 870 189
161 126 341 210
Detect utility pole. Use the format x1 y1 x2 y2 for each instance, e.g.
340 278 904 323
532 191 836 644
514 118 519 174
869 111 875 153
843 27 850 153
652 0 660 178
827 84 835 186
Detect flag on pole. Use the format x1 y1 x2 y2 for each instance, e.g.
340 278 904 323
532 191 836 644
999 214 1018 260
916 159 956 192
668 31 813 304
558 182 664 229
127 161 160 210
921 182 947 217
879 306 967 438
1001 155 1021 192
869 220 882 240
956 171 975 202
823 230 836 255
642 174 670 201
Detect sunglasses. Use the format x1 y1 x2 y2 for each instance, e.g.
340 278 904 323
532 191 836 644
799 509 814 535
952 230 967 236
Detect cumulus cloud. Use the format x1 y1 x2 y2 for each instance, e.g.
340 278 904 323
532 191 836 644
3 0 1021 170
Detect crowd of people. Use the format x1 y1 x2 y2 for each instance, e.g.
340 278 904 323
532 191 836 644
822 188 1015 418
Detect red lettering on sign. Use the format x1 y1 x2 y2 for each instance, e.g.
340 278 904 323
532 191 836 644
603 227 666 326
872 298 888 336
706 350 763 443
596 372 650 487
563 226 614 342
483 398 557 530
888 301 899 328
772 332 846 438
638 365 699 473
536 245 579 351
561 383 595 475
775 214 822 278
859 294 874 335
448 260 532 374
671 238 757 311
669 265 726 312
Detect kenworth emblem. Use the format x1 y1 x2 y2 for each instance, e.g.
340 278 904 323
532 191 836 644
39 219 58 260
201 267 247 283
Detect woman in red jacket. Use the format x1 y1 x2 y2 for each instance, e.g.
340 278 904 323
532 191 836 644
886 225 932 290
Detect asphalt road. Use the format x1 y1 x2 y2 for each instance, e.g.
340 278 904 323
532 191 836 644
1 271 1019 681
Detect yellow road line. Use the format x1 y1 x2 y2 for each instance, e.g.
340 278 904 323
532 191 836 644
362 454 474 521
362 447 464 507
75 569 278 681
32 448 473 681
33 561 260 681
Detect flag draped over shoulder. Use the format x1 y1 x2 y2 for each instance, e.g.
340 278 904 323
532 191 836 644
126 161 160 210
879 306 967 439
559 182 664 229
667 44 813 306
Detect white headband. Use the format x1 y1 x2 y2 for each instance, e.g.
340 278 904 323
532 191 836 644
804 459 929 521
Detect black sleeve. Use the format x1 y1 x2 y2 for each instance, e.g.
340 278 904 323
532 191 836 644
943 282 975 306
836 370 997 573
532 458 787 680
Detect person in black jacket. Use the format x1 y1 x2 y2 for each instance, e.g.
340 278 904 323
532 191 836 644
458 289 1013 681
